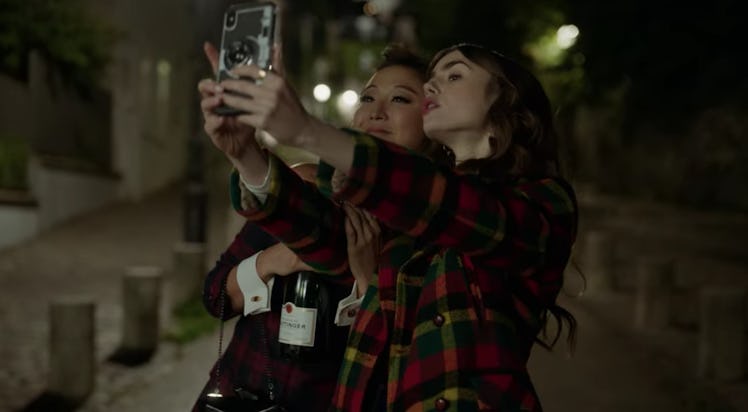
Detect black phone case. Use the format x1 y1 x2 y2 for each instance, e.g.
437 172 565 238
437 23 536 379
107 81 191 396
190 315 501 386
215 1 276 116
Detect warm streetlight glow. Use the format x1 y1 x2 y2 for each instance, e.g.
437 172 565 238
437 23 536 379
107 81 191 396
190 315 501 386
556 24 579 49
313 84 331 102
339 90 358 108
336 90 359 120
363 1 378 16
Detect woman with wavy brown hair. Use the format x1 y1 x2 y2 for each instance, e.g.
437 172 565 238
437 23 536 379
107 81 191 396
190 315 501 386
193 44 431 412
202 42 578 411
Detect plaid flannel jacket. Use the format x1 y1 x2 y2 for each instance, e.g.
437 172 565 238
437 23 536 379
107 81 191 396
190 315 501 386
231 131 578 412
195 222 350 412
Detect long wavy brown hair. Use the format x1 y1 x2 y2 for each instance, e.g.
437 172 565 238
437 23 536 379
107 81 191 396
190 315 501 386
429 43 577 352
428 43 561 180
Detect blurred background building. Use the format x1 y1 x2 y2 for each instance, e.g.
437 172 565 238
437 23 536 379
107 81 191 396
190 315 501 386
1 0 745 247
1 1 747 411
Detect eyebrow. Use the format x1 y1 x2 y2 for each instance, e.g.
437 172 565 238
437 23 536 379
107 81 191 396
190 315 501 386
434 59 471 73
361 84 419 94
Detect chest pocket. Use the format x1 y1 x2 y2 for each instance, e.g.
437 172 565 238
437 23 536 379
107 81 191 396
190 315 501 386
411 250 481 347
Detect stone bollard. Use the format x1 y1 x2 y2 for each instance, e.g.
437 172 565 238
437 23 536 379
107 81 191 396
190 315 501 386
109 266 163 365
170 242 206 308
697 288 746 381
579 230 615 295
633 258 674 329
48 297 95 402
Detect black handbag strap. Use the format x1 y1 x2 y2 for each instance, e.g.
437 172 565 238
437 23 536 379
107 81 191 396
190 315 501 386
253 312 279 402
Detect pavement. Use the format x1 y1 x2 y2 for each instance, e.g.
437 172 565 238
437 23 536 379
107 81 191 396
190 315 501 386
1 167 746 412
0 156 237 412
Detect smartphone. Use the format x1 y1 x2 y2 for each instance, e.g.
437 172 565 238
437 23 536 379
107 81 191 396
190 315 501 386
214 1 277 116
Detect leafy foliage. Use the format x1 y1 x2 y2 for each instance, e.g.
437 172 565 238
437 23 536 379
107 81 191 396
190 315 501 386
566 0 745 129
0 0 117 95
402 0 567 63
0 135 29 190
165 298 218 344
396 0 746 210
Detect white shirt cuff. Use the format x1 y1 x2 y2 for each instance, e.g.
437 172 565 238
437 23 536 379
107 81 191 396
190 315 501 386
237 251 275 315
240 161 273 205
334 280 364 326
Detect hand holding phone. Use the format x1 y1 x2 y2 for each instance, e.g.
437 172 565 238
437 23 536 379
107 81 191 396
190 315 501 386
214 1 277 116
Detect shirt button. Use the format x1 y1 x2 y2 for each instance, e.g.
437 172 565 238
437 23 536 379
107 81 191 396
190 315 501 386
347 308 358 318
435 397 449 410
433 314 445 327
251 296 262 302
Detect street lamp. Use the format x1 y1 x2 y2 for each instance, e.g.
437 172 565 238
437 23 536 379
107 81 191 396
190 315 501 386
556 25 580 49
336 90 359 121
313 84 332 103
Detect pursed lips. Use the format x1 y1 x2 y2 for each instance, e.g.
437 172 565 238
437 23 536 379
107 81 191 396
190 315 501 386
422 98 439 114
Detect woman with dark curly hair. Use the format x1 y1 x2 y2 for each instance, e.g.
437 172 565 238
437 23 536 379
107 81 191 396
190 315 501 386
203 42 578 411
193 43 430 412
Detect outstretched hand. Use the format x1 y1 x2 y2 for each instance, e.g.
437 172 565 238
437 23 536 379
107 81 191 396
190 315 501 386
218 64 313 148
256 242 314 284
344 203 381 297
202 41 354 177
198 42 259 161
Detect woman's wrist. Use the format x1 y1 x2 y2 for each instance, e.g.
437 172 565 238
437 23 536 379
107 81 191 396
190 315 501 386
230 142 269 186
294 114 323 149
355 277 369 298
225 266 244 312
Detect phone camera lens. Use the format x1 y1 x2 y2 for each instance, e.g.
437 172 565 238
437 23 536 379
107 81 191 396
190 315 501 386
226 40 254 67
226 12 236 26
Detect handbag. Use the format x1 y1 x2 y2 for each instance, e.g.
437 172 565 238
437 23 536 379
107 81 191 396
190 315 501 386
199 388 283 412
198 280 286 412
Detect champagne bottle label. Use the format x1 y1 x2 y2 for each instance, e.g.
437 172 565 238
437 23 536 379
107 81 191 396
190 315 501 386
278 302 317 347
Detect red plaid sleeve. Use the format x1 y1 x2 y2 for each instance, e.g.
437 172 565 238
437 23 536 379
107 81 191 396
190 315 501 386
202 221 276 319
229 155 350 275
330 131 577 257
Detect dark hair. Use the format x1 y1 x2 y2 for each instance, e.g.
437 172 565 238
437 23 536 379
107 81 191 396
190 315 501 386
429 43 576 352
376 43 428 82
428 43 560 180
374 44 455 166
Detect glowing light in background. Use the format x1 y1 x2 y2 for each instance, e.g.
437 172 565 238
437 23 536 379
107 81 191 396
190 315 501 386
363 1 378 16
340 90 359 106
313 84 331 102
354 15 377 40
556 24 580 49
336 90 359 120
363 0 401 16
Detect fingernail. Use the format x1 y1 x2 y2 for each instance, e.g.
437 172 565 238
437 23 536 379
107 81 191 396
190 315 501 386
214 85 223 93
257 69 267 79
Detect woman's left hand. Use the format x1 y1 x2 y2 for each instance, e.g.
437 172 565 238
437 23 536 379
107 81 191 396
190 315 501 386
343 203 381 297
218 64 311 147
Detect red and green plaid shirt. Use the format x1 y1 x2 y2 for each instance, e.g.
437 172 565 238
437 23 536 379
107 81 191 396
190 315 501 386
232 131 577 411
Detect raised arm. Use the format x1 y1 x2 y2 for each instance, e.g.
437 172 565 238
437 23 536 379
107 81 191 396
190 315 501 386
317 131 577 256
216 65 576 257
229 154 351 275
197 43 270 187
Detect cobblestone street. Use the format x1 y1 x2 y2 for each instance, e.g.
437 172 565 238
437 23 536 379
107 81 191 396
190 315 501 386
0 177 231 412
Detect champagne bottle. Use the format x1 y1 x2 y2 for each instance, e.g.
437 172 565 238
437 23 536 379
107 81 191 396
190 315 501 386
278 271 332 361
